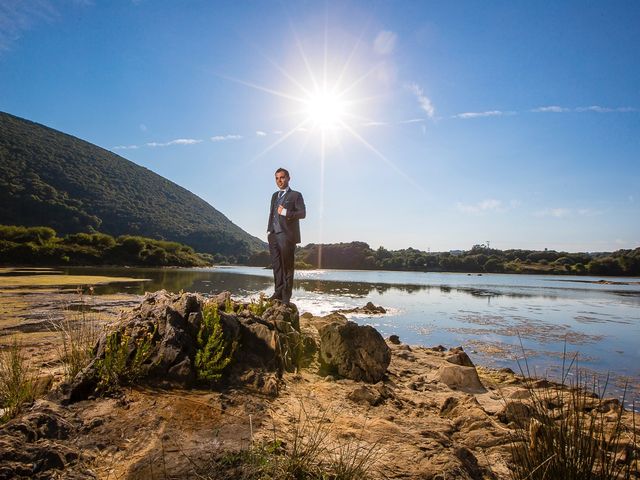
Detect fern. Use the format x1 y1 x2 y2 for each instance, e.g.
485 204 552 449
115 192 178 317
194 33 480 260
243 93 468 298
195 304 236 383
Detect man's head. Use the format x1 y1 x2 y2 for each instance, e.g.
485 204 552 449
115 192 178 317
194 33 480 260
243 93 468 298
275 168 290 190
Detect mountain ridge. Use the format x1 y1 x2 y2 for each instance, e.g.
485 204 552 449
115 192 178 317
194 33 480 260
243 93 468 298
0 111 265 258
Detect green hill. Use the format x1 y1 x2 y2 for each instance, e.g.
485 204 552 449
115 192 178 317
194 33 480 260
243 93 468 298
0 111 265 258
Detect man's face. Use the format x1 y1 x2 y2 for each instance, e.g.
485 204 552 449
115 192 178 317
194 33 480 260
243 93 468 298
275 171 290 190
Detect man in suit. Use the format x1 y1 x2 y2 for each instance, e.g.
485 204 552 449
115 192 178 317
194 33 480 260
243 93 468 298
267 167 306 304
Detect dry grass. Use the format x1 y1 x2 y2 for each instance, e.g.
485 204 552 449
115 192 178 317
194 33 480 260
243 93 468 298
0 337 37 422
205 400 384 479
508 350 639 480
51 309 103 381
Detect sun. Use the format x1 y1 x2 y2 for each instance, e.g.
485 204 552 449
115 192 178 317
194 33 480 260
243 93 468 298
304 89 347 130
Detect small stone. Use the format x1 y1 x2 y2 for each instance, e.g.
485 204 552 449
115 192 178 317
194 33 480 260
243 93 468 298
348 385 382 406
388 334 401 345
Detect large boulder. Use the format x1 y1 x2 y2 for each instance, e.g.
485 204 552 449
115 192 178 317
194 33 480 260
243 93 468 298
319 320 391 383
64 291 303 401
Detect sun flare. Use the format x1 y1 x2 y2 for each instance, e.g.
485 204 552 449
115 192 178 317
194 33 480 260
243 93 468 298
304 90 347 130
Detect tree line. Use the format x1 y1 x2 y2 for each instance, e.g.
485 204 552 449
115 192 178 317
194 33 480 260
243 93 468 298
247 241 640 276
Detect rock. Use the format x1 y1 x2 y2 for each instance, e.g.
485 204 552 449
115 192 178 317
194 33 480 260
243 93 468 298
436 365 486 393
509 389 531 400
348 385 382 406
388 334 401 345
319 321 391 383
497 401 534 426
309 312 348 334
430 345 447 352
337 302 386 315
445 351 475 367
0 401 80 479
394 350 416 361
64 291 306 401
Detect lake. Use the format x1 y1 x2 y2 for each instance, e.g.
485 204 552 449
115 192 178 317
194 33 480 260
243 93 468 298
56 266 640 400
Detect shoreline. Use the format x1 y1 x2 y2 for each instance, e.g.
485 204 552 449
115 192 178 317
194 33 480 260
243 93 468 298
0 290 637 479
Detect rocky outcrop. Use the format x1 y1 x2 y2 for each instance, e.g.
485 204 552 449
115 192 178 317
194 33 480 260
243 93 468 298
64 291 303 401
318 320 391 383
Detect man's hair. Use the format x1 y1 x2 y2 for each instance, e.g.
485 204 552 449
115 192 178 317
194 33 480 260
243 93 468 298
275 167 290 177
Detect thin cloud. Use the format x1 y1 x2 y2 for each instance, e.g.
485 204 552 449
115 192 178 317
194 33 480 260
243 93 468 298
399 118 425 124
405 82 435 118
256 130 267 136
456 199 503 214
534 208 571 218
113 145 140 151
113 138 202 150
147 138 202 147
0 0 57 52
576 105 637 113
453 110 514 119
531 105 570 113
211 134 242 142
532 105 637 114
362 121 388 127
373 30 397 55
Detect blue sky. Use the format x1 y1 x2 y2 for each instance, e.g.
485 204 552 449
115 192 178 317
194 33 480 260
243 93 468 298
1 0 639 252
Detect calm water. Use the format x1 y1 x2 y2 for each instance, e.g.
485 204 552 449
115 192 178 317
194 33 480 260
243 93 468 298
64 265 640 399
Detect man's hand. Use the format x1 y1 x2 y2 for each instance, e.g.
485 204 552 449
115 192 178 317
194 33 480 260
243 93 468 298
278 205 286 215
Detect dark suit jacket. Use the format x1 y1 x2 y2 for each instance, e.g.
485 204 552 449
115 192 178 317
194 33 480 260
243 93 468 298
267 189 306 244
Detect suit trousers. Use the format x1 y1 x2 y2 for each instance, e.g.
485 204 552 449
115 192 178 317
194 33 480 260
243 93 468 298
268 232 295 303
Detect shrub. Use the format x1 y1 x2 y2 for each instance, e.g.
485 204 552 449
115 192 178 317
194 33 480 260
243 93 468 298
95 325 155 392
247 293 271 317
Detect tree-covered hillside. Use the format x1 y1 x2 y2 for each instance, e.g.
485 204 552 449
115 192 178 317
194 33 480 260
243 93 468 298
0 111 265 259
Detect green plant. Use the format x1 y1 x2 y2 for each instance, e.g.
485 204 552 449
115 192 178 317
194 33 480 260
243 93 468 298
508 352 638 480
95 325 155 392
0 338 37 422
248 293 271 317
195 303 236 383
224 296 236 313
